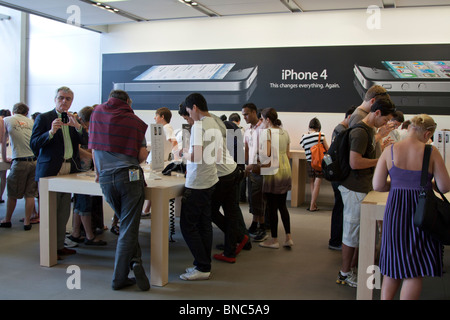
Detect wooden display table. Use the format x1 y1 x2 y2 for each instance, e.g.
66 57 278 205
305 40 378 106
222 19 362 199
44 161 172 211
39 172 185 287
288 150 306 207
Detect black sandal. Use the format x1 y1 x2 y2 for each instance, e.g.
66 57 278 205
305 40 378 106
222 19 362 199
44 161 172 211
67 235 85 243
84 237 107 246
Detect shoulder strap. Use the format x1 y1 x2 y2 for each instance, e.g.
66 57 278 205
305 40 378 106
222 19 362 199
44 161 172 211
317 132 321 143
390 144 394 165
420 144 432 188
421 144 449 203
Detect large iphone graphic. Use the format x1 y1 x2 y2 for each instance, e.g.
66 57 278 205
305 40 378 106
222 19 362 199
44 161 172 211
354 61 450 93
114 63 258 92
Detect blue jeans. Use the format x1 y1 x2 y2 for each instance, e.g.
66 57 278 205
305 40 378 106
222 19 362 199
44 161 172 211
98 167 145 287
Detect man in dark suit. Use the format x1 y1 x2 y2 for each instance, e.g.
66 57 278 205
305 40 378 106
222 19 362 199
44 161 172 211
30 86 88 257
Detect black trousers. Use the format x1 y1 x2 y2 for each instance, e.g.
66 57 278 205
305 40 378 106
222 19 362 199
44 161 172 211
265 192 290 238
180 185 216 272
211 166 247 257
329 181 343 247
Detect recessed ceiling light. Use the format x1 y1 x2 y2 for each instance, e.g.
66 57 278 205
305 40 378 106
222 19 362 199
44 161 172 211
178 0 220 17
79 0 147 22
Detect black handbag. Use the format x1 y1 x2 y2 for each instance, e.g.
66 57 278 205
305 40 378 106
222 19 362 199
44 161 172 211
413 144 450 245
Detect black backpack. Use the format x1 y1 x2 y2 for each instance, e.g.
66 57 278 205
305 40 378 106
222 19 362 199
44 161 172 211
322 123 370 182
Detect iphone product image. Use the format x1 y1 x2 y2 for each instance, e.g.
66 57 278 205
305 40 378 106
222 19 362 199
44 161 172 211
353 77 450 111
113 63 258 92
353 61 450 93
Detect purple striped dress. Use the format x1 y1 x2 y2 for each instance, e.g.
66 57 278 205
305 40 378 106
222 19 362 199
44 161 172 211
379 146 443 279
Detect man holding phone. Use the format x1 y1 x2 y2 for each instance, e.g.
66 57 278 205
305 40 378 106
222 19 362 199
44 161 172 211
30 86 88 257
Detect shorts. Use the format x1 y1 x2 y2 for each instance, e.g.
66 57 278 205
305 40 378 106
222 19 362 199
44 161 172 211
338 185 367 248
74 194 93 216
7 160 38 199
248 172 265 217
306 161 323 179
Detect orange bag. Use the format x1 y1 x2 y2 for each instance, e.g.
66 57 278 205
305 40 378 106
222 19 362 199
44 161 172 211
310 132 326 171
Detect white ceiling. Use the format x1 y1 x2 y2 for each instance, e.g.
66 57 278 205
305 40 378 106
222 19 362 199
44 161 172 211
1 0 449 31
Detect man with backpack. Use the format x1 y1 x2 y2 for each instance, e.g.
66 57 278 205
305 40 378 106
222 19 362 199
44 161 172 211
336 97 396 288
328 106 356 251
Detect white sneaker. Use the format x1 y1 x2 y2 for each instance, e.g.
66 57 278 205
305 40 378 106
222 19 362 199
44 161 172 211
259 241 279 249
64 237 78 248
346 271 358 288
283 239 294 247
336 270 357 288
185 266 196 273
180 268 210 281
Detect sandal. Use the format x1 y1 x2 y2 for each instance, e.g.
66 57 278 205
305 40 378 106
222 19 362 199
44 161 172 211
67 235 85 243
84 237 107 246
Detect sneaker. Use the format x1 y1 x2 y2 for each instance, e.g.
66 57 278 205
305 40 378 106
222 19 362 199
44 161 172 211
283 239 294 247
253 229 268 242
214 253 236 263
259 240 279 249
336 271 357 288
180 268 210 281
328 244 342 251
235 235 249 255
248 225 258 237
64 236 79 248
185 266 197 273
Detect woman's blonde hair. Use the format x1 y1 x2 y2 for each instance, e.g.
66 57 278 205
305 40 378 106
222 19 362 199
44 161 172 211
410 114 437 134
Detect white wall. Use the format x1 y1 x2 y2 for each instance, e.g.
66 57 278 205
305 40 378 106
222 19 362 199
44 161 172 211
0 8 23 109
100 7 450 147
26 15 101 115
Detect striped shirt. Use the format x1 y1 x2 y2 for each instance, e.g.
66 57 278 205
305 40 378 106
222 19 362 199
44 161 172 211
300 131 326 161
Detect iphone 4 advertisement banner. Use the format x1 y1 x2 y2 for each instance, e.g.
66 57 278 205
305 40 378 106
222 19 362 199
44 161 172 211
102 44 450 115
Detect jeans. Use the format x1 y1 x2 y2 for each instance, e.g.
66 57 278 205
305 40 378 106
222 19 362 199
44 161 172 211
98 167 145 287
180 185 216 272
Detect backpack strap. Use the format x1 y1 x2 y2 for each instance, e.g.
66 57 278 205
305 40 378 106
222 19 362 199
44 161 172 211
350 122 372 157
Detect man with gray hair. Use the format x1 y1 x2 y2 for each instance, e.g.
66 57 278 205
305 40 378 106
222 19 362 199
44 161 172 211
30 86 88 257
0 103 37 230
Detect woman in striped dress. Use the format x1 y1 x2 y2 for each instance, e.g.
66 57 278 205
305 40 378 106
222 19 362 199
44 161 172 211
373 114 450 300
299 118 329 212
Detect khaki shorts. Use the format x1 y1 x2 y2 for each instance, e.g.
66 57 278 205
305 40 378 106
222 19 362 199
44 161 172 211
7 160 38 199
338 185 367 248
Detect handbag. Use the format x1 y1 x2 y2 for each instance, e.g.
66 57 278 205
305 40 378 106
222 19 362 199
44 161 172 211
413 144 450 245
310 132 326 171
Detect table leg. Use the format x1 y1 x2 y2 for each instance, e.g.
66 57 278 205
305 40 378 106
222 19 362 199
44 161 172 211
290 158 306 207
150 191 170 287
357 203 378 300
39 179 58 267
